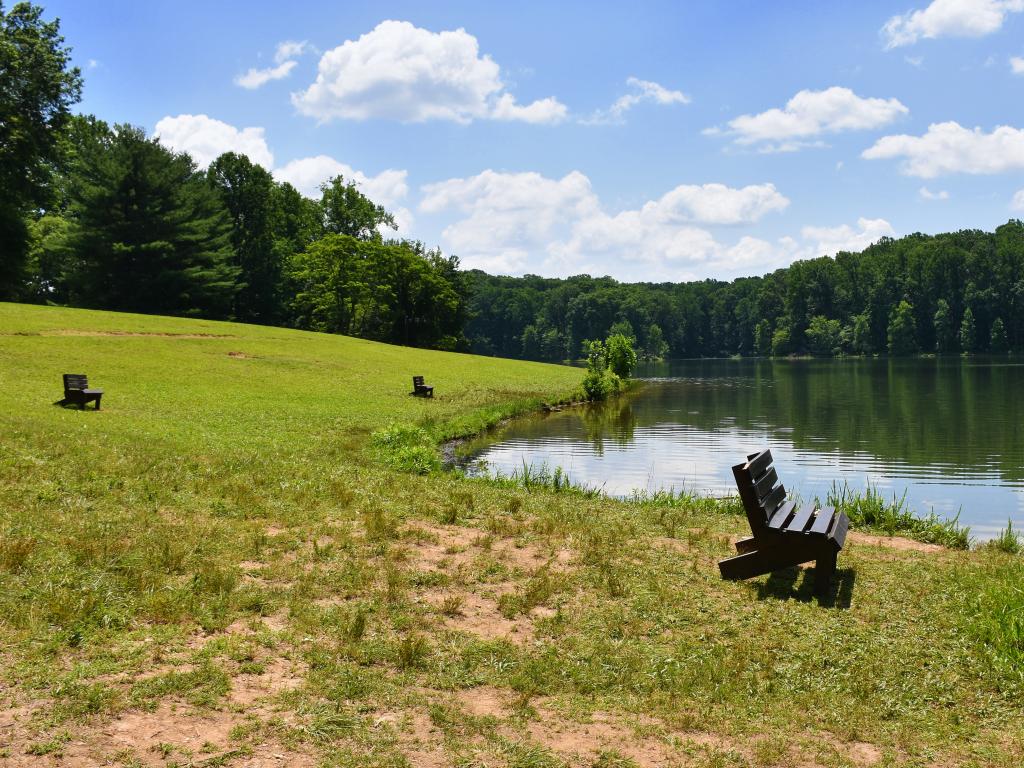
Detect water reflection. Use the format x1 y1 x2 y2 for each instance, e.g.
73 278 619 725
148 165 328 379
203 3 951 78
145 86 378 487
466 357 1024 540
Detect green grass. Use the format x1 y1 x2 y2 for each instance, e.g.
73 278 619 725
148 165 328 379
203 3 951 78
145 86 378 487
2 301 1024 766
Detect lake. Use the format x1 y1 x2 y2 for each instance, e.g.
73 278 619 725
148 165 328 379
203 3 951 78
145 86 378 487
464 357 1024 540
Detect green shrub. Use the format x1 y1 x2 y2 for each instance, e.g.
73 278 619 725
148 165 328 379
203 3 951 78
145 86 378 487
370 422 441 474
606 333 637 379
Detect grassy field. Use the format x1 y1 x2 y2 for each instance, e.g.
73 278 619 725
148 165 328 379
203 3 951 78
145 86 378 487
1 302 1023 768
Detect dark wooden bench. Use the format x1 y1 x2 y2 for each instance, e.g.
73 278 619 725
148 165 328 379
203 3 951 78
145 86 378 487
719 449 848 596
410 375 434 398
60 373 104 410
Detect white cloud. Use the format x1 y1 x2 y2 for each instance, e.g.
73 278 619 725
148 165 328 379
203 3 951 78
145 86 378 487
291 20 566 124
863 121 1024 177
801 218 896 257
882 0 1024 49
584 77 690 124
1012 56 1024 74
1012 189 1024 210
236 61 297 90
153 115 411 231
919 186 950 200
491 93 569 124
419 171 801 279
273 155 413 233
275 41 310 62
711 87 908 149
644 183 790 225
905 55 925 67
236 40 311 89
154 114 274 169
273 155 409 206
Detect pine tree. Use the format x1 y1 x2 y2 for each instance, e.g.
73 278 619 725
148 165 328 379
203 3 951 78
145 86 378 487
66 125 238 318
0 3 82 298
208 152 281 323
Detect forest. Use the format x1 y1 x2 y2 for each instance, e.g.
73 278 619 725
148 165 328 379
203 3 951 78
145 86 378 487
4 2 1024 361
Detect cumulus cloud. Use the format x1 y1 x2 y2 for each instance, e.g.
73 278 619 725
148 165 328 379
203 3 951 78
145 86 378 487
273 155 414 232
419 170 807 279
709 87 908 150
291 20 566 124
584 77 690 124
801 218 897 256
1012 56 1024 74
153 115 412 232
273 155 408 204
919 186 950 200
236 40 311 90
1012 189 1024 210
882 0 1024 49
154 114 275 169
862 121 1024 177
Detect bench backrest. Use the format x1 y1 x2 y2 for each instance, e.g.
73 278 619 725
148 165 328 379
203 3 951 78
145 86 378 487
731 448 786 537
412 375 425 387
63 373 89 391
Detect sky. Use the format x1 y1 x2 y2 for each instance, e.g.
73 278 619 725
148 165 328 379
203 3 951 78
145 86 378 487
43 0 1024 282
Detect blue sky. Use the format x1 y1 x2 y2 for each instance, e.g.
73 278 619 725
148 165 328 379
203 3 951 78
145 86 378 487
46 0 1024 282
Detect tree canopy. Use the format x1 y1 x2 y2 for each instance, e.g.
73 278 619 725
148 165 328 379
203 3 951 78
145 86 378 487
0 1 81 298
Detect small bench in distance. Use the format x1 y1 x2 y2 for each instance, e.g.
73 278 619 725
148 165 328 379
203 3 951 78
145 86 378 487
719 448 849 597
410 375 434 398
59 373 104 410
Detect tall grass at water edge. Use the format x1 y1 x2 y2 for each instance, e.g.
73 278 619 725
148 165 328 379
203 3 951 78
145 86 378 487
823 480 970 549
467 459 970 550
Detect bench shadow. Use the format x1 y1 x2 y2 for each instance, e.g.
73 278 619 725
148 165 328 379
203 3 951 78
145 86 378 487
751 566 856 608
52 400 99 411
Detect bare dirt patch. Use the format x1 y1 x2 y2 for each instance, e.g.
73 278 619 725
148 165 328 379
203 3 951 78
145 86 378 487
229 657 304 708
227 351 259 359
45 330 233 338
405 524 480 572
456 685 509 719
847 532 944 553
424 588 533 644
406 523 572 575
46 704 316 767
525 709 686 766
372 709 448 768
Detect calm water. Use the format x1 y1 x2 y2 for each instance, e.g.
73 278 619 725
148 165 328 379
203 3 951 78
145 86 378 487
466 358 1024 540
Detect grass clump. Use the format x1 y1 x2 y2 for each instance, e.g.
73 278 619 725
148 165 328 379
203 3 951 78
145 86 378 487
986 519 1022 554
825 480 970 549
371 423 441 474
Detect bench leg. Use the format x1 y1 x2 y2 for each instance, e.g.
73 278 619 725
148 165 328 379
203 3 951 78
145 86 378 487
814 549 837 597
95 395 101 411
734 536 758 554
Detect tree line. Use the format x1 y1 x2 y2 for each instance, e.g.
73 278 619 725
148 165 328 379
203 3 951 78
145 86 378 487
4 2 1023 361
465 222 1024 360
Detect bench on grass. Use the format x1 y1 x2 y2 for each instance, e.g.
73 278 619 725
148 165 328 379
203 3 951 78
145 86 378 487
410 375 434 398
60 373 104 410
719 448 848 596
